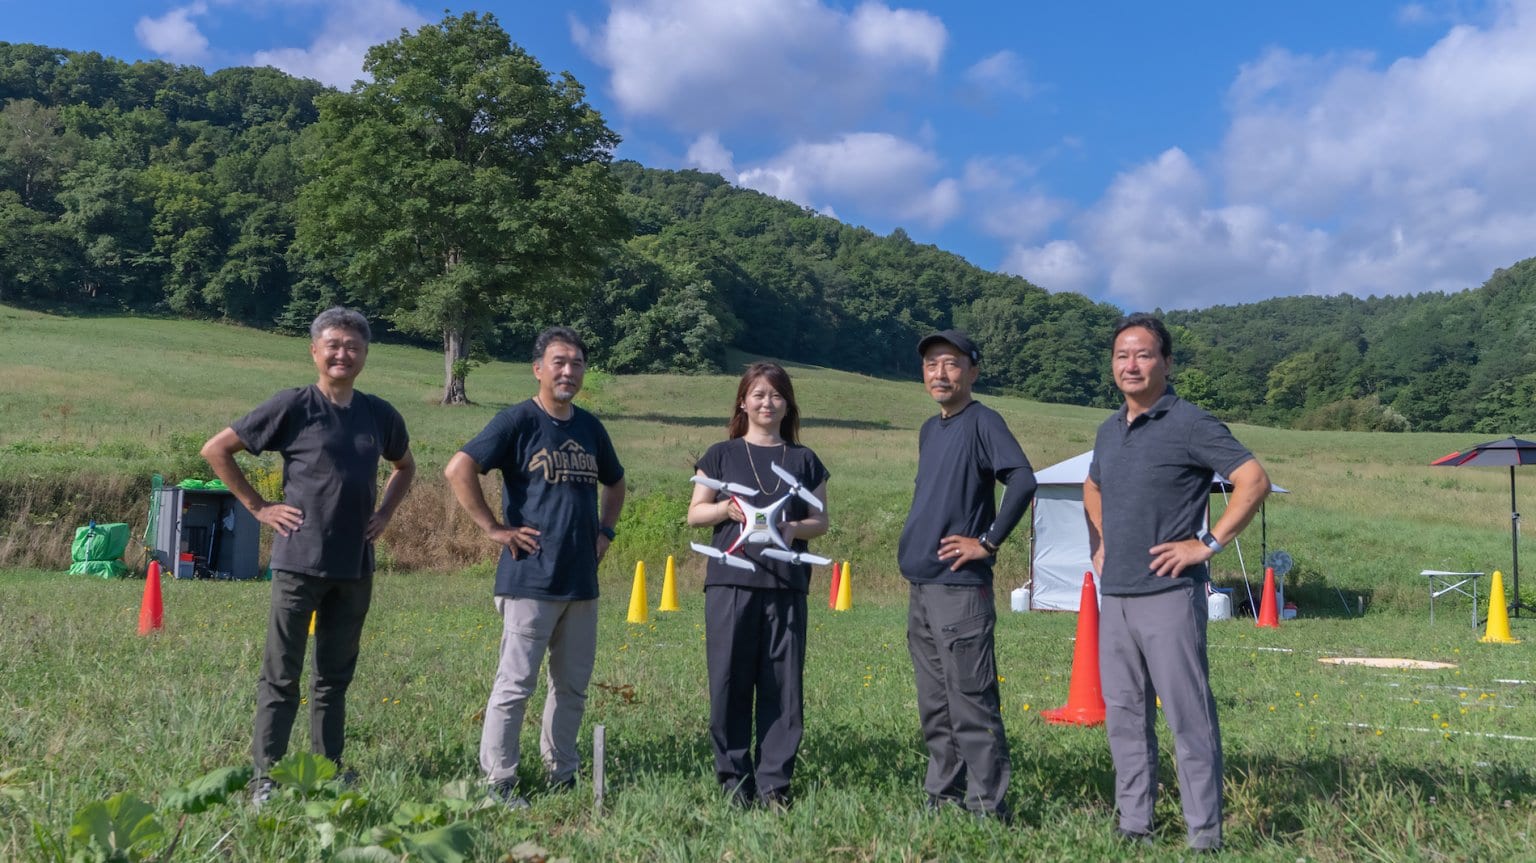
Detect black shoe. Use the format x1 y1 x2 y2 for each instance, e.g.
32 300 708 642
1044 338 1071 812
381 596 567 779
758 790 793 812
1116 827 1154 845
335 767 359 788
924 794 963 813
548 774 577 793
489 779 530 811
723 781 756 809
249 777 278 810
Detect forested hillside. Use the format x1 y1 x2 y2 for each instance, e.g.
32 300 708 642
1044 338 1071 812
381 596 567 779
2 39 1532 431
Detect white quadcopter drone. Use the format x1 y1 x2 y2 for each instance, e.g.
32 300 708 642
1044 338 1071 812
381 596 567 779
690 461 831 572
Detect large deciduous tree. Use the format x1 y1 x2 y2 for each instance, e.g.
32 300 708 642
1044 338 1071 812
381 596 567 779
295 12 627 403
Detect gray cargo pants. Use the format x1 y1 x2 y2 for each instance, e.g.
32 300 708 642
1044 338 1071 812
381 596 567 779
906 582 1010 816
1100 582 1223 850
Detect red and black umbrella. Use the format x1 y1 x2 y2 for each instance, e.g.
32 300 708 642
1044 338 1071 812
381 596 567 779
1432 436 1536 617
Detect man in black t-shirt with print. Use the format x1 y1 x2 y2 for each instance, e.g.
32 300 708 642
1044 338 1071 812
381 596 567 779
202 307 416 807
898 330 1037 821
444 326 625 809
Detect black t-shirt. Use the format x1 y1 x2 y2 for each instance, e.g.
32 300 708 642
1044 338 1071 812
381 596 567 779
460 399 624 601
898 401 1033 586
232 385 410 580
1089 389 1254 595
694 439 830 593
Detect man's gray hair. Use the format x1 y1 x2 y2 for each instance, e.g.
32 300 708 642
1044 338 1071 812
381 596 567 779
310 307 371 343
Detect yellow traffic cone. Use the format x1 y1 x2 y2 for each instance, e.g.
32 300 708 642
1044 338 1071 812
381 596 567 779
627 561 649 624
1481 570 1520 643
658 555 680 612
308 610 317 636
834 560 853 611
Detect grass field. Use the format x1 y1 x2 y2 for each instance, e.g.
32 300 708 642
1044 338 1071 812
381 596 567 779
4 569 1536 861
5 305 1536 859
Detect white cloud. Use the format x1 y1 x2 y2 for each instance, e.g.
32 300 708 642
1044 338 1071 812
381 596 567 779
1003 240 1096 295
135 2 211 64
849 2 946 72
963 50 1036 100
250 0 427 88
1032 0 1536 309
735 132 960 228
685 133 735 176
573 0 947 134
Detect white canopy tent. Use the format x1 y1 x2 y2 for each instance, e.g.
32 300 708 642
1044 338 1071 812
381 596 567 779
1027 451 1287 612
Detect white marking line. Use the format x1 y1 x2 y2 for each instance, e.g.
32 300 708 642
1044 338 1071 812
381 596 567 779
1211 644 1295 653
1325 721 1536 743
1494 679 1534 685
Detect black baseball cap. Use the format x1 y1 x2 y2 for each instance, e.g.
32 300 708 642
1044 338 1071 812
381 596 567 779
917 329 980 365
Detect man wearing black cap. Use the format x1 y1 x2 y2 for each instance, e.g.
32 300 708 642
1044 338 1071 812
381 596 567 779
898 329 1037 821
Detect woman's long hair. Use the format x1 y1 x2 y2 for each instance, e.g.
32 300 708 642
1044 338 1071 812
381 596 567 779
727 362 801 445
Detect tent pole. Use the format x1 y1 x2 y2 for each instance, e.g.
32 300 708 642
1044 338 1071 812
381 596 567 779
1512 465 1524 618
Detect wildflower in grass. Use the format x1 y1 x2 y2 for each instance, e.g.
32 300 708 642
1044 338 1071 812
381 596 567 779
1269 705 1276 712
1022 703 1031 712
1441 722 1449 728
1376 729 1384 736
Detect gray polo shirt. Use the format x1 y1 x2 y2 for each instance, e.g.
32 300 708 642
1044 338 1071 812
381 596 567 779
1088 388 1253 596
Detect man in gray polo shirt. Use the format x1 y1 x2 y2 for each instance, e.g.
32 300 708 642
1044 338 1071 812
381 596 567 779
1083 313 1269 853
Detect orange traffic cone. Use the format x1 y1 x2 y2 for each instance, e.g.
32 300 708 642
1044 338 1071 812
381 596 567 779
138 559 164 635
1042 572 1105 726
828 562 842 610
1256 567 1280 628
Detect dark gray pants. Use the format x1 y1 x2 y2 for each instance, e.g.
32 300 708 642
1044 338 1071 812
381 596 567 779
253 570 373 773
1100 583 1222 849
704 586 806 801
906 582 1010 815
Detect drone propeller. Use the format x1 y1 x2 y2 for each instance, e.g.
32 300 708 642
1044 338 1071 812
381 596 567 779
691 475 759 497
690 542 755 571
769 462 825 512
760 548 832 567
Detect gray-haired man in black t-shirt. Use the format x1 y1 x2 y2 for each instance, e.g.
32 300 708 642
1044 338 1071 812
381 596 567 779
898 330 1037 821
444 326 625 809
1084 313 1269 853
202 307 416 807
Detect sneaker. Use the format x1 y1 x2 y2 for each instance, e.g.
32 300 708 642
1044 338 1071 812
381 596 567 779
490 780 530 811
336 768 360 788
923 794 962 813
250 777 278 810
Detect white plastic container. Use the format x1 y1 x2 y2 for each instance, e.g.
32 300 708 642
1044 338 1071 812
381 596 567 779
1207 591 1232 621
1010 585 1031 612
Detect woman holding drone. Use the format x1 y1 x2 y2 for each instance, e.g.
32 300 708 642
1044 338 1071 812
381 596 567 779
687 362 830 810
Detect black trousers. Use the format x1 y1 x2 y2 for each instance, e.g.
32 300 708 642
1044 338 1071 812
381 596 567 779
907 582 1011 815
252 570 373 773
704 586 807 800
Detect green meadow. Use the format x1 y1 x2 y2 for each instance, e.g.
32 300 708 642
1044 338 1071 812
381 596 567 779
4 305 1536 860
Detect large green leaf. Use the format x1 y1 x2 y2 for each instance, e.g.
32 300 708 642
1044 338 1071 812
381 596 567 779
268 752 336 795
399 822 475 863
162 765 252 814
68 793 165 862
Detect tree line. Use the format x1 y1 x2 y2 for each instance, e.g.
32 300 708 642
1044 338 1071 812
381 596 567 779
2 18 1531 429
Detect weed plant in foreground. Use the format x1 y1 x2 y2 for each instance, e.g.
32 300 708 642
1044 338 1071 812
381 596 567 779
4 569 1536 860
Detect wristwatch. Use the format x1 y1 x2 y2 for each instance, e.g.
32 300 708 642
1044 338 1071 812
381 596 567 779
599 525 617 541
1199 530 1223 553
978 536 1000 555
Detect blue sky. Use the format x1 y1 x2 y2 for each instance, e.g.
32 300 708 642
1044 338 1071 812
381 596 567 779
6 0 1536 311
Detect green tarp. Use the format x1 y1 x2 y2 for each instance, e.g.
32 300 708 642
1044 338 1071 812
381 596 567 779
69 560 129 579
71 523 130 563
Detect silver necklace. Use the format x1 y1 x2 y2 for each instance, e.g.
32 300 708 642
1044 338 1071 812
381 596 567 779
745 439 786 495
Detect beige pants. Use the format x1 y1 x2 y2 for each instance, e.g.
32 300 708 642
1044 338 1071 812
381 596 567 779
479 596 598 786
